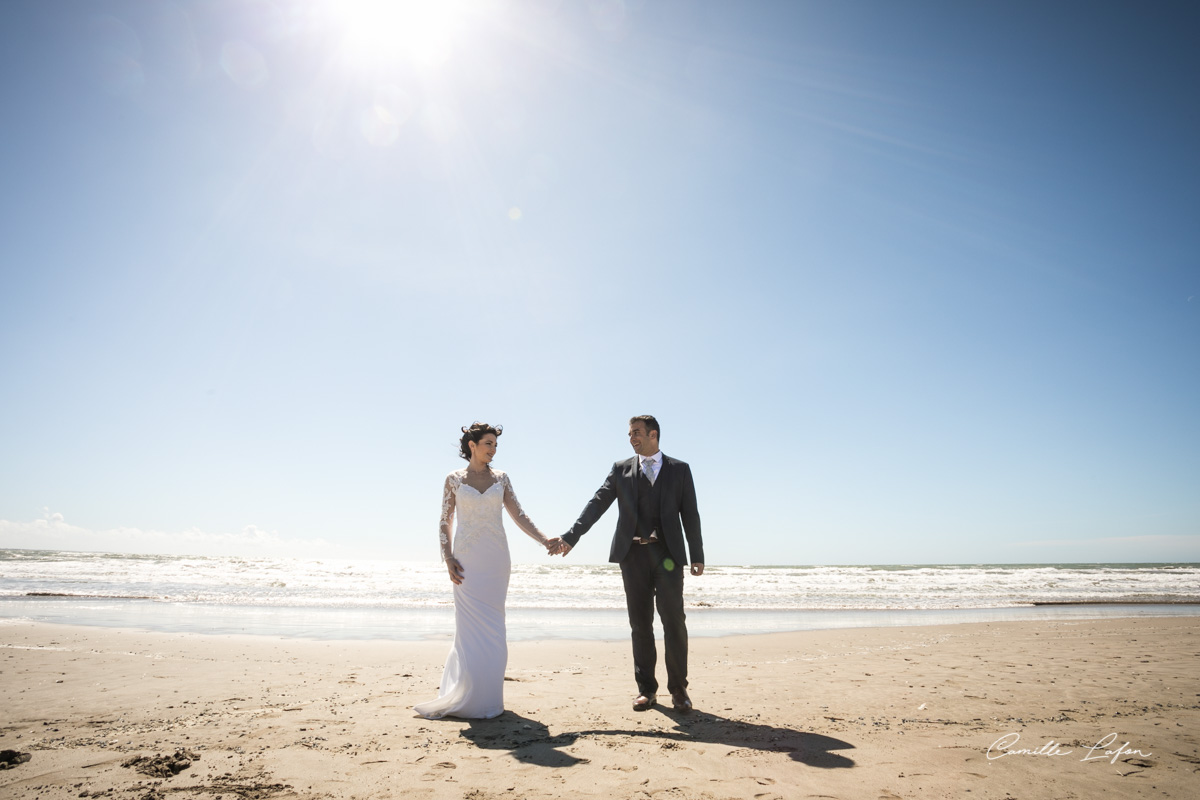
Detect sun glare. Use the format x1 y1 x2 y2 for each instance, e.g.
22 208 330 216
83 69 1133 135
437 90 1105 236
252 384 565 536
335 0 471 67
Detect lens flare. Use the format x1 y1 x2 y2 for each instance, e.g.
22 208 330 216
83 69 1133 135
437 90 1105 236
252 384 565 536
220 41 268 89
86 15 145 96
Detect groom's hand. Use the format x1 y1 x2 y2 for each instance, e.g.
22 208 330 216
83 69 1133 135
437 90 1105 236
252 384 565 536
690 563 704 576
545 537 572 556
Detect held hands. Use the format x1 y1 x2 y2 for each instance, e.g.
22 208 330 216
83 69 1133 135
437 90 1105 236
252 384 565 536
446 556 465 585
545 537 572 556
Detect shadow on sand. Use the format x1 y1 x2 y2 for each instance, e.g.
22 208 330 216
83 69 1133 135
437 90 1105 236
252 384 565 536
457 707 855 769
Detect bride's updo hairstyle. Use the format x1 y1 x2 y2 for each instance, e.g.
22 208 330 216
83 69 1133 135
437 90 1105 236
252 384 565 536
459 422 503 461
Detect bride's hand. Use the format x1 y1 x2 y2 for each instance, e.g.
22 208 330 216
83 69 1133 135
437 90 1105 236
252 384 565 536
446 557 465 585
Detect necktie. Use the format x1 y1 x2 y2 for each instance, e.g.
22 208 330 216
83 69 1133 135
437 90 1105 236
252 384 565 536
643 458 657 485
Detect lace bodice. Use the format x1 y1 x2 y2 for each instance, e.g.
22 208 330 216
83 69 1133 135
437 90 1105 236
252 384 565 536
438 469 548 560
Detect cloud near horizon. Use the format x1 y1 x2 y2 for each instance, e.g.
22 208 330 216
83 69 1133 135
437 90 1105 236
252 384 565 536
0 509 334 558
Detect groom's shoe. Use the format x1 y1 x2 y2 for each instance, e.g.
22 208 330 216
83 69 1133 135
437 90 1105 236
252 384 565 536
632 693 656 712
670 691 693 712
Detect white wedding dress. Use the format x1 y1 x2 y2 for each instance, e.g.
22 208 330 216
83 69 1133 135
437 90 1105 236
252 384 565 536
414 469 548 720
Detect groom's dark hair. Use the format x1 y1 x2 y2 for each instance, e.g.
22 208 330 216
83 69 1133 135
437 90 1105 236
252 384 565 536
629 415 660 440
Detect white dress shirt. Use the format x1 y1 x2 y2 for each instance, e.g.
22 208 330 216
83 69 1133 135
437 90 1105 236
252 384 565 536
639 451 663 484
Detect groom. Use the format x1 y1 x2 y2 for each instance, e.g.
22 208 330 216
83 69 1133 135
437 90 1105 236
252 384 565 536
548 415 704 712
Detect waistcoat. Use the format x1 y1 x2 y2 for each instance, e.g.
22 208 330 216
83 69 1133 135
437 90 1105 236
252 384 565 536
635 467 662 539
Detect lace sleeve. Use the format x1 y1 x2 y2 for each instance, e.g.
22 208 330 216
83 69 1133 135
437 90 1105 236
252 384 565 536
501 473 548 547
438 473 459 561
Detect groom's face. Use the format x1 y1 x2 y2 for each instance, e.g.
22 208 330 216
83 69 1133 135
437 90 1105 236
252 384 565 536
628 423 659 456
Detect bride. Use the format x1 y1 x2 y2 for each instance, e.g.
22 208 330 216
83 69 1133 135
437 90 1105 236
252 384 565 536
414 422 560 719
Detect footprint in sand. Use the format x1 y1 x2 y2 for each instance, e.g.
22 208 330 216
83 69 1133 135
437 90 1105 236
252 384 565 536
419 762 458 782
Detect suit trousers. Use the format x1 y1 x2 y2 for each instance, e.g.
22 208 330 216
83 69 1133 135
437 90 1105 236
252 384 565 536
619 540 687 696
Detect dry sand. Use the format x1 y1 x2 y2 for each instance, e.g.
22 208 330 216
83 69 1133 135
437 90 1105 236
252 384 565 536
2 616 1198 799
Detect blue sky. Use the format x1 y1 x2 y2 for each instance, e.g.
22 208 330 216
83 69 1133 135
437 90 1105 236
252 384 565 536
1 0 1197 565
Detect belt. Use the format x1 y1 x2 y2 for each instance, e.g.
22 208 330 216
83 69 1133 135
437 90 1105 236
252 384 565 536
633 533 660 545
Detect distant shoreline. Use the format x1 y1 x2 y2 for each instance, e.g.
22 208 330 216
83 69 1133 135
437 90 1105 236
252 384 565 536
13 590 1200 605
1032 598 1200 605
3 595 1197 642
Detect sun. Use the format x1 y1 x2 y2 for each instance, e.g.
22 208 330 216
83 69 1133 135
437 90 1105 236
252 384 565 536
334 0 472 68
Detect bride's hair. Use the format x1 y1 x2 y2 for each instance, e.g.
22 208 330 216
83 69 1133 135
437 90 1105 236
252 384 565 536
459 422 503 461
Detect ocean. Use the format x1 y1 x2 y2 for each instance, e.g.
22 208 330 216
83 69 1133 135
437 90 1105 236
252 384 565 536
2 549 1197 640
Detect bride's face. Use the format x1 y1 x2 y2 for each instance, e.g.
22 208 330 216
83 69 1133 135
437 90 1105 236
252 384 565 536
470 434 498 464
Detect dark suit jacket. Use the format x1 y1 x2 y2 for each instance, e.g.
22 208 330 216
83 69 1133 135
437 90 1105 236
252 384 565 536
563 454 703 566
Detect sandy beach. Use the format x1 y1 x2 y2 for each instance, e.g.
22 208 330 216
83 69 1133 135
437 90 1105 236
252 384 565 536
2 616 1197 799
